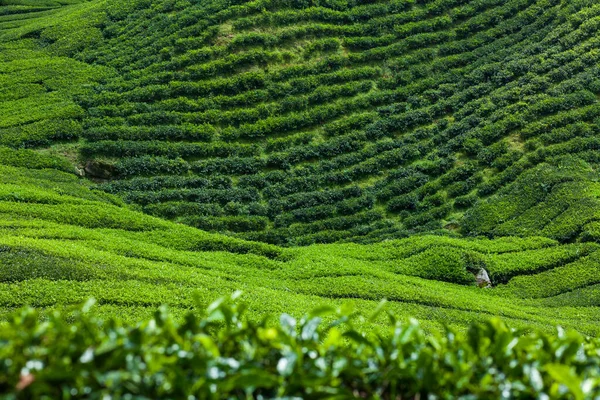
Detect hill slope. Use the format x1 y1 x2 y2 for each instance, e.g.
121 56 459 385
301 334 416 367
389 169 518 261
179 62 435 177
0 0 600 334
1 160 599 334
2 0 600 245
75 0 600 244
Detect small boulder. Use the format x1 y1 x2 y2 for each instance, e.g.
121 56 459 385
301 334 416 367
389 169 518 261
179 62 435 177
475 268 491 288
84 160 117 180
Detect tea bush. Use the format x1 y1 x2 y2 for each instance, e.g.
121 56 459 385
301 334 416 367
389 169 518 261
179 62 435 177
2 3 600 385
3 0 597 243
0 296 599 399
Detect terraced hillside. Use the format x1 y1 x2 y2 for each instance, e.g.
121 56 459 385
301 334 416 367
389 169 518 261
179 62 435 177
1 0 600 335
2 0 600 246
74 0 600 245
1 161 600 335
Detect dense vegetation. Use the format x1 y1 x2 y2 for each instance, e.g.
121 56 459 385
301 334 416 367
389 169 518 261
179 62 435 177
0 160 599 335
1 0 600 396
2 296 600 399
2 0 600 245
77 0 600 245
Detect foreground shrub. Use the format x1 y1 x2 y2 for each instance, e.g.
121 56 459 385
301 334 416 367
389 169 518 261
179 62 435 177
1 295 599 399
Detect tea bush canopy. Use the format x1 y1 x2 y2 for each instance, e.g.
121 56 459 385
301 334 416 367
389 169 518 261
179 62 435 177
1 296 600 399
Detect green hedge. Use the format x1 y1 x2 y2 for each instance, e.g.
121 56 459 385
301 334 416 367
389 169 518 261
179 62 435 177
1 296 599 399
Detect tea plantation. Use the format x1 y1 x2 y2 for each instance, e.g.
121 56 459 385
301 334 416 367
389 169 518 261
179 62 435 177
1 0 600 397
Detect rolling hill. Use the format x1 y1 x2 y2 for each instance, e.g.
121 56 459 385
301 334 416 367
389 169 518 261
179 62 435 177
2 0 600 396
0 0 599 335
1 161 600 336
66 0 600 245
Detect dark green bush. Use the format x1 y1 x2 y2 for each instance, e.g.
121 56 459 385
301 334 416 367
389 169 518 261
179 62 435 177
1 296 599 399
8 0 600 245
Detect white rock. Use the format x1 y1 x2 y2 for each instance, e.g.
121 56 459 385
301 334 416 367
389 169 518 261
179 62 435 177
476 268 491 288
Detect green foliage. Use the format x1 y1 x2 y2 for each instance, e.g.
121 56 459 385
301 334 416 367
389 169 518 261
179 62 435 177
0 297 599 399
0 147 72 171
464 158 600 242
393 246 476 284
0 164 599 335
2 3 600 389
2 0 597 243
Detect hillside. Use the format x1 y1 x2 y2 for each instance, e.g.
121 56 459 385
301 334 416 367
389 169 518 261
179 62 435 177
2 0 599 246
0 0 600 334
73 0 600 245
1 162 599 336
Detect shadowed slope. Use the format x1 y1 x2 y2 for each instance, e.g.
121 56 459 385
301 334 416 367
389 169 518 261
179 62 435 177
72 0 600 245
2 0 600 245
